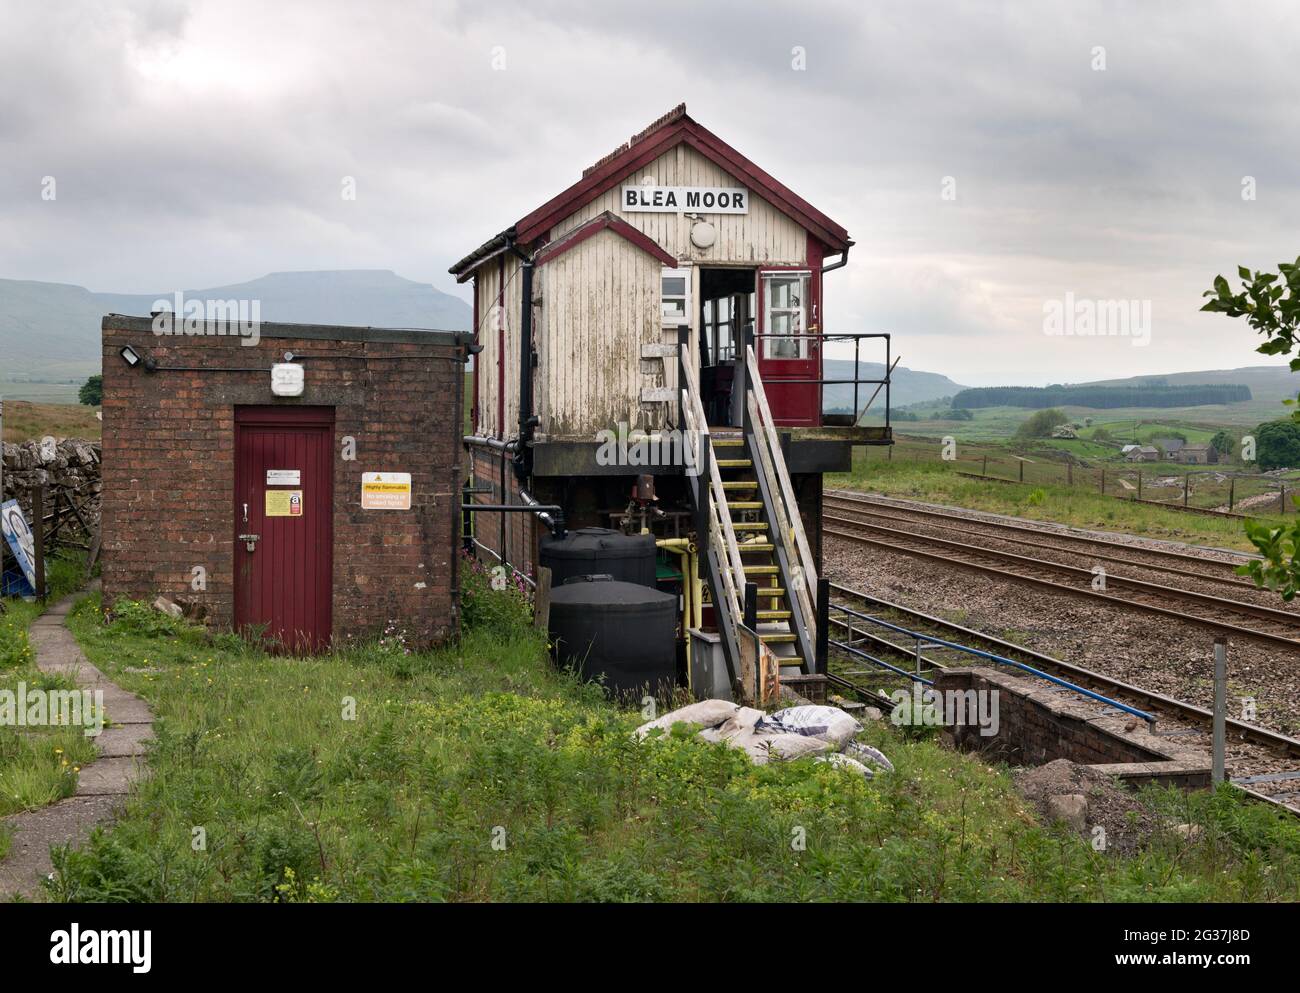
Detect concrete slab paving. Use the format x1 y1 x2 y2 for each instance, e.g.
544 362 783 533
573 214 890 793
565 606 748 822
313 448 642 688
0 796 122 898
0 586 154 901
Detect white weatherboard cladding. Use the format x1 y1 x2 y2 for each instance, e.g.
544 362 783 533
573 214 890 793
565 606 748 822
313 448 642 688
537 227 673 439
550 144 808 265
473 251 524 438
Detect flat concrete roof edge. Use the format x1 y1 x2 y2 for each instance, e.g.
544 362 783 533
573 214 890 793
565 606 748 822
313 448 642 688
102 313 464 346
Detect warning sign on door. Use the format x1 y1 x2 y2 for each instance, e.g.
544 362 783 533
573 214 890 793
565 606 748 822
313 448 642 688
266 490 303 517
361 472 411 510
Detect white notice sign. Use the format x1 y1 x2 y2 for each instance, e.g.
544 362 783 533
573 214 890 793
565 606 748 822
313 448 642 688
267 470 301 485
361 472 412 510
621 185 748 214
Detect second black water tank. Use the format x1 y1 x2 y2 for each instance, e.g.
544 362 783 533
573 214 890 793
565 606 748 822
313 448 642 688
548 575 677 700
539 527 656 589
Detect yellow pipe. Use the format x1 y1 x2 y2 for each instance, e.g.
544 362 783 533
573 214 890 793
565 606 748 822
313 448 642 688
656 538 692 685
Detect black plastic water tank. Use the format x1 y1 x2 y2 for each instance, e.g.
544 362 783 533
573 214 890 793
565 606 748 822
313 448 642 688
548 575 677 700
539 527 657 589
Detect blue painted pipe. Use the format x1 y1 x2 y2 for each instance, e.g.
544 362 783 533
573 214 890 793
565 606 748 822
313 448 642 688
829 602 1155 724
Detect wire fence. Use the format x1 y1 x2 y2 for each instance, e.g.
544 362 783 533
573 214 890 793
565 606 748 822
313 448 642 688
858 441 1298 518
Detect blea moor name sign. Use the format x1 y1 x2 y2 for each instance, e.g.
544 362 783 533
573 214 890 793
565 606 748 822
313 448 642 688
621 185 749 214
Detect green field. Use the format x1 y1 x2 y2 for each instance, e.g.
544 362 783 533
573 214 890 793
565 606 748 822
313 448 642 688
868 403 1285 444
8 568 1292 902
0 382 81 404
831 451 1295 552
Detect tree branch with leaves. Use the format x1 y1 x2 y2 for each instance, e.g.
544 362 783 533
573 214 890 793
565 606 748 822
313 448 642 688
1202 255 1300 599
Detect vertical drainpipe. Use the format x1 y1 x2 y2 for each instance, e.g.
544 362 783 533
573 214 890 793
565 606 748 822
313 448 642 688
509 239 537 485
497 254 506 441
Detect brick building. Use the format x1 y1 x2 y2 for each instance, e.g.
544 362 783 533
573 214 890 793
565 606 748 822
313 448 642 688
100 314 468 651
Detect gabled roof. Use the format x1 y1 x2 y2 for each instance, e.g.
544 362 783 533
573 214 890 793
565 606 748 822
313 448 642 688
449 104 852 279
533 211 677 269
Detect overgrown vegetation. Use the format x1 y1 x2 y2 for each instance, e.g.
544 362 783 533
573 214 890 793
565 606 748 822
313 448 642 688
1015 408 1070 440
0 551 98 817
1203 255 1300 596
22 570 1300 902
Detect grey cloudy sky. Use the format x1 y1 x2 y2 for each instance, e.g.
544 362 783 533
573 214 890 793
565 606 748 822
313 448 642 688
2 0 1297 385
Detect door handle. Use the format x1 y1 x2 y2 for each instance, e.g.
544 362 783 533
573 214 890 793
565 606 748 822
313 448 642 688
243 502 249 524
238 533 260 553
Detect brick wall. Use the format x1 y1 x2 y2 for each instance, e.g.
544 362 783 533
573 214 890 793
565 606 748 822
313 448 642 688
469 444 536 575
937 667 1211 791
100 315 465 649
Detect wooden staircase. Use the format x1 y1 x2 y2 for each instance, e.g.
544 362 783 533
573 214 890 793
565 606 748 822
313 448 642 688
679 338 820 696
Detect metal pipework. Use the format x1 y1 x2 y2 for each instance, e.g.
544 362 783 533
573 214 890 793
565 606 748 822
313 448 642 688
518 487 565 539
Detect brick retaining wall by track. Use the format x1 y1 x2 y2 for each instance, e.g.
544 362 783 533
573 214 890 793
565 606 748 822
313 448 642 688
936 667 1212 791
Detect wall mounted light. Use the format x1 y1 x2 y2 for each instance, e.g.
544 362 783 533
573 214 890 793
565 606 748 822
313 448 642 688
119 345 157 372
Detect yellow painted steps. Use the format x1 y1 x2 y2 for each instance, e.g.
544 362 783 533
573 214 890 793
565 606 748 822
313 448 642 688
715 459 753 469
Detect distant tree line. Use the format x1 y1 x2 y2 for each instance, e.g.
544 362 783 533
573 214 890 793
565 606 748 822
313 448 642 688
952 383 1251 409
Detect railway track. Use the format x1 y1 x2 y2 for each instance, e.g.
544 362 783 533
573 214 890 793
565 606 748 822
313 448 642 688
824 491 1258 588
821 497 1300 649
825 582 1300 815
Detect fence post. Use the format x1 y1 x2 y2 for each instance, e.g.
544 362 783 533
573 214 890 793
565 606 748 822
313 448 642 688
1184 475 1189 507
1100 468 1105 494
1067 459 1072 485
1137 473 1142 501
32 484 46 600
1212 637 1227 787
1228 476 1235 511
1281 483 1287 515
1018 459 1024 483
982 455 987 478
815 576 830 675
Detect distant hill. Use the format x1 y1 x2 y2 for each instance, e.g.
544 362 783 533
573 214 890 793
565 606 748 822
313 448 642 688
1077 366 1295 405
824 359 965 413
953 382 1252 410
0 270 472 382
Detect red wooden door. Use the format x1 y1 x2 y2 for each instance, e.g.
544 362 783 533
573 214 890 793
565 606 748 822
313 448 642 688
234 406 334 652
756 267 821 426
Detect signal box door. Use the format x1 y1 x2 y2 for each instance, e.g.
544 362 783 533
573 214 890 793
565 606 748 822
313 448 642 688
756 267 821 426
234 406 334 652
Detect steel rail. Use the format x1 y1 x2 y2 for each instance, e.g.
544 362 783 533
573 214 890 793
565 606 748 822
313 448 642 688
827 582 1300 760
824 517 1300 648
826 582 1300 817
823 493 1259 588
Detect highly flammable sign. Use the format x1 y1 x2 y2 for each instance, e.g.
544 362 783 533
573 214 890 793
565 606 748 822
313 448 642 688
361 472 412 510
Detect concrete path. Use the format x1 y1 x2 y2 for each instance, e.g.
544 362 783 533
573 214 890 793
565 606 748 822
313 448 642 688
0 583 154 901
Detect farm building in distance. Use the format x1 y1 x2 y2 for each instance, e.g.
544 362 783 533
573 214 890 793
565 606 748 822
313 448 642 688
1179 443 1219 465
1125 446 1160 462
452 104 892 692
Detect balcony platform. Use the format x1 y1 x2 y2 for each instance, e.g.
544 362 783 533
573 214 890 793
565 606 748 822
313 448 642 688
530 425 890 478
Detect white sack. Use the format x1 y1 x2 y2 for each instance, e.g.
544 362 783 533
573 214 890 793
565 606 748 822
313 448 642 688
634 699 739 739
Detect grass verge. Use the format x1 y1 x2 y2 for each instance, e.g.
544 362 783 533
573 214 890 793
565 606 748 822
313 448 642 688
832 455 1282 553
0 551 97 819
33 569 1300 902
